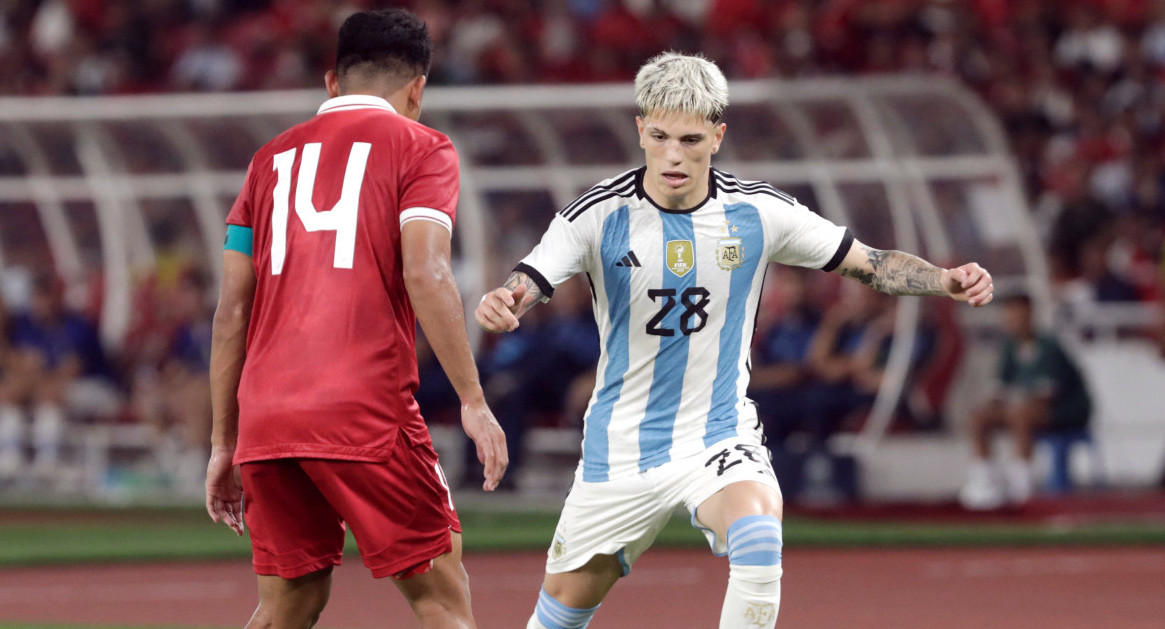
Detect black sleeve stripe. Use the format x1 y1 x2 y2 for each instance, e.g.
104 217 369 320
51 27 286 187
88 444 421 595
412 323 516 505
564 186 635 221
514 262 555 299
559 171 637 218
560 181 636 221
719 185 791 204
718 172 792 199
820 229 854 273
719 179 795 204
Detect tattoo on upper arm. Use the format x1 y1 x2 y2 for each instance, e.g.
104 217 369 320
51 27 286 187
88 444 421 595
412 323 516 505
502 272 544 314
840 246 945 296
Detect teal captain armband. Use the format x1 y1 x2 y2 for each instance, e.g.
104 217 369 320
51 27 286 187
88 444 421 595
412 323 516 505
223 224 253 256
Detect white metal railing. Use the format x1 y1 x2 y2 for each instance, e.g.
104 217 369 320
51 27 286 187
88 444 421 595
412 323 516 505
0 75 1047 457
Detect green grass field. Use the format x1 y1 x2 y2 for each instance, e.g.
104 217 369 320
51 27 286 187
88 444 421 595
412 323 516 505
1 504 1164 568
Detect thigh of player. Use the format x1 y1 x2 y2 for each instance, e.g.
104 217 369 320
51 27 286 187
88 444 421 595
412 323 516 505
241 460 348 579
301 439 461 580
546 471 677 579
674 434 783 555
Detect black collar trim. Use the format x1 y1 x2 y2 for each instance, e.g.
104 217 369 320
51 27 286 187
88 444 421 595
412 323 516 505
635 167 717 214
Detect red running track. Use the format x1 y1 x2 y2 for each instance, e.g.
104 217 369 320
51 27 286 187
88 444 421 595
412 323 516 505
0 546 1162 628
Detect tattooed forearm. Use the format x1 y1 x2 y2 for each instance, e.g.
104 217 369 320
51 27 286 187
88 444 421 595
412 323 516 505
502 271 545 315
840 246 946 296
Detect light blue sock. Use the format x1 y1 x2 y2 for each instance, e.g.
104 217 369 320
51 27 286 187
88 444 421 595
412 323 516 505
528 586 600 629
721 515 783 628
726 514 783 567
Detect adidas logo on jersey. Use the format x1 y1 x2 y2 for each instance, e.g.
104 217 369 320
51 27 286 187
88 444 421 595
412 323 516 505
614 251 642 267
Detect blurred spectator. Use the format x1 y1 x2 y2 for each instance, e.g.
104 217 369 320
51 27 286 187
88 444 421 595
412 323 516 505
170 20 243 91
960 293 1093 510
791 283 938 448
1054 3 1124 74
749 267 825 451
1 0 1164 487
129 268 213 494
800 285 892 448
0 272 118 480
0 0 1161 306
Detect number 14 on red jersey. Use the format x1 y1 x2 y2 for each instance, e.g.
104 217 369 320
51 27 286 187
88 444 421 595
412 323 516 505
270 142 371 275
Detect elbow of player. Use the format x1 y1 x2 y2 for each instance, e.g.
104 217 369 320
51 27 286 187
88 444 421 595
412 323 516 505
211 304 250 338
403 263 449 294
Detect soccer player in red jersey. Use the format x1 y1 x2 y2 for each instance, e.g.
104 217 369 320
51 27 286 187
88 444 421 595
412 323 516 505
205 9 508 628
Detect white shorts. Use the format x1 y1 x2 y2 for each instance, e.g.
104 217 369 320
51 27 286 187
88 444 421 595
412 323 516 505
544 433 781 575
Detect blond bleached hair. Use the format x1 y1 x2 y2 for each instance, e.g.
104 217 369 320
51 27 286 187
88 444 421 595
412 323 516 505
634 52 728 123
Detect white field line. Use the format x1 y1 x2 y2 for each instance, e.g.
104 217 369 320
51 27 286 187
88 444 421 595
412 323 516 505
923 555 1165 580
0 579 242 605
469 566 706 591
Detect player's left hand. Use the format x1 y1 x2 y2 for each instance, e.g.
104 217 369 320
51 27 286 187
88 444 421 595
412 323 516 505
460 398 509 491
942 262 993 307
205 446 244 536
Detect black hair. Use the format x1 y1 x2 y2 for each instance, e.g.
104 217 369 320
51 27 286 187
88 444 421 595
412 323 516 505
335 9 432 81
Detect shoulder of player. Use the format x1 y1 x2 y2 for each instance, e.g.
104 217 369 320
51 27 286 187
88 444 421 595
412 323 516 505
557 168 641 222
258 104 454 151
357 112 455 153
713 169 798 209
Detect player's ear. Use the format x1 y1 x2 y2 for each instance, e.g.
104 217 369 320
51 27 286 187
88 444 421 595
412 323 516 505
712 122 726 155
636 116 646 149
325 69 340 98
406 74 427 120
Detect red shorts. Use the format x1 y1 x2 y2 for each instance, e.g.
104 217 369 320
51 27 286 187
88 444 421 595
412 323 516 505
241 440 460 580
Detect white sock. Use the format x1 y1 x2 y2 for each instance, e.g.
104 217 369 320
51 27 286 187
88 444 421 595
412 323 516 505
32 404 64 467
720 516 783 629
722 564 782 628
1003 457 1034 504
967 459 995 484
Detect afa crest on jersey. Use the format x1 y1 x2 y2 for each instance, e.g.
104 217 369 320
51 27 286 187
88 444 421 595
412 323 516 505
666 240 694 277
717 237 743 270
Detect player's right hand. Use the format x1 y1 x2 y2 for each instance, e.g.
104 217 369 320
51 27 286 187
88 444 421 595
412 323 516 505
461 399 509 491
475 284 527 333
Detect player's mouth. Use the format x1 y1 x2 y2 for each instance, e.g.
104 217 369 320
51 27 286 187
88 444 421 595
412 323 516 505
661 171 688 188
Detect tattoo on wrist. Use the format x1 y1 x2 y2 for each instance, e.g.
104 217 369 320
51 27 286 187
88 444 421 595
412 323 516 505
502 272 544 312
841 246 945 296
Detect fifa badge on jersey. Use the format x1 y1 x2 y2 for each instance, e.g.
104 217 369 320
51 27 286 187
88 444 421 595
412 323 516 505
717 237 743 270
666 240 695 277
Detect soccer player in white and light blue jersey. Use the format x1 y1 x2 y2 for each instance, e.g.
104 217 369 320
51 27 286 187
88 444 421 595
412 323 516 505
476 52 994 629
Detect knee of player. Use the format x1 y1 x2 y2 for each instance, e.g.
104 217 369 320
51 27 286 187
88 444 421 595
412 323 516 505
726 515 783 577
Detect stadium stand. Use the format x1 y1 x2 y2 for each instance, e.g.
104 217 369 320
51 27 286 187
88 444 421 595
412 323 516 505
0 0 1162 501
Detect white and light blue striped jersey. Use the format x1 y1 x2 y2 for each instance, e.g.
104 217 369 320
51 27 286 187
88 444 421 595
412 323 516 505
517 167 852 482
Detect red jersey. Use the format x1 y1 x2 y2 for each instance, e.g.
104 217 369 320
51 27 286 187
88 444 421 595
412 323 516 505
226 95 459 464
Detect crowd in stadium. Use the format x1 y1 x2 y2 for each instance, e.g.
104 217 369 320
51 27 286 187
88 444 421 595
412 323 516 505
1 0 1163 492
3 1 1164 303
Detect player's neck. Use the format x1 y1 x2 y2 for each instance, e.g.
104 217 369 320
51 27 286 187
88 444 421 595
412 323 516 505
642 176 710 212
336 87 395 104
333 74 422 121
